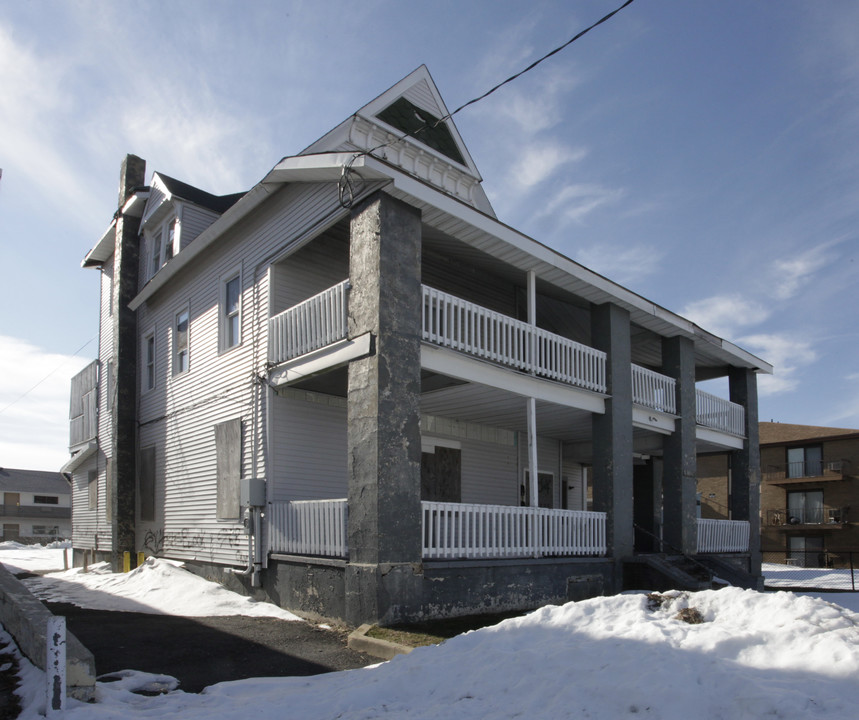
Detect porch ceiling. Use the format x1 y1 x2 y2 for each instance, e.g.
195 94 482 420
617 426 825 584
420 382 594 443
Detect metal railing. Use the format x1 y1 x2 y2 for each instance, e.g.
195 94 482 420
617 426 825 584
268 499 348 558
764 460 848 483
268 280 350 365
766 506 849 526
695 389 745 437
696 518 750 553
422 286 607 393
631 364 676 414
421 501 606 559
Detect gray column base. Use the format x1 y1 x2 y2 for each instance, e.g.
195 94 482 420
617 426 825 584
345 562 424 627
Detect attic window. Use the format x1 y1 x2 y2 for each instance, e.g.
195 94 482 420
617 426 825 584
376 97 465 166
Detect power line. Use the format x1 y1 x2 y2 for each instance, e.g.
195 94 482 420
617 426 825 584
0 337 98 416
339 0 637 208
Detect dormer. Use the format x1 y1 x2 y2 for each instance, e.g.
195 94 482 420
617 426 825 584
140 173 244 284
301 66 495 217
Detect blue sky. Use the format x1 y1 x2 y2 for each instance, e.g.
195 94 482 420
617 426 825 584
1 0 857 469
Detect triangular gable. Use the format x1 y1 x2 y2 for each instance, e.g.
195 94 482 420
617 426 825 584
354 65 482 180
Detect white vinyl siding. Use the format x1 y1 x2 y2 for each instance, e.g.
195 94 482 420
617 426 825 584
179 204 220 251
131 181 347 565
270 390 348 502
270 230 349 316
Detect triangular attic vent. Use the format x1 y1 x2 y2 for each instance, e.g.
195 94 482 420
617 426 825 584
376 97 465 166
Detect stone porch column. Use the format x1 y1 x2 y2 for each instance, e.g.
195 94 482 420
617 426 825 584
591 303 634 564
345 191 423 625
729 368 763 585
661 335 698 555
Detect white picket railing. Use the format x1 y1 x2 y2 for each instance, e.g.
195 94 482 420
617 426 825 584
422 286 607 393
422 501 607 559
631 364 676 414
269 280 350 365
696 389 745 437
697 518 750 553
268 499 348 558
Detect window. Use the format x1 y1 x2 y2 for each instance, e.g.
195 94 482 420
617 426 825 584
221 271 242 351
787 445 823 478
522 471 554 508
33 496 59 505
143 331 156 391
87 470 98 510
148 218 176 279
787 490 824 524
149 228 163 278
32 526 59 537
174 308 189 375
215 419 242 519
139 447 156 522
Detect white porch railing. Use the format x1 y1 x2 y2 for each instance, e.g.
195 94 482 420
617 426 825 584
696 389 745 437
422 286 607 393
268 499 348 558
269 280 350 365
422 501 607 559
631 364 676 414
697 518 750 553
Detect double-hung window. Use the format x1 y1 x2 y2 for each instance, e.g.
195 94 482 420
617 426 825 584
174 308 189 375
220 270 242 351
148 218 177 280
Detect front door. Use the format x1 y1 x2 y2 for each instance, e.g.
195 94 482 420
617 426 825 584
633 462 657 552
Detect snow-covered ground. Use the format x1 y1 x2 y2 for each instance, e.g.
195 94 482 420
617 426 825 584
763 561 859 591
2 542 859 720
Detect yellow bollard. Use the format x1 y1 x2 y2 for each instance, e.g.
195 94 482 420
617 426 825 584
137 551 145 568
123 551 131 573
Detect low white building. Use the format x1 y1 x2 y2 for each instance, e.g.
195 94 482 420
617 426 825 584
0 468 71 542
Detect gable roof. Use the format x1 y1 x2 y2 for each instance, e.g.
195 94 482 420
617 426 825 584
0 467 71 494
155 173 245 214
759 421 859 445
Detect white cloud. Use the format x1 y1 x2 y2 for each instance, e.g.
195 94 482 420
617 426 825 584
511 143 587 189
497 66 584 134
736 333 817 397
574 242 663 287
540 182 624 224
0 336 93 471
681 295 770 339
767 242 835 301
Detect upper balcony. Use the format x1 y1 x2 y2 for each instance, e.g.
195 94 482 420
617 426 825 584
268 281 745 438
69 360 99 449
763 459 851 485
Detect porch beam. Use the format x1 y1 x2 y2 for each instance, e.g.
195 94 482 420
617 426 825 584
269 332 373 387
421 344 606 414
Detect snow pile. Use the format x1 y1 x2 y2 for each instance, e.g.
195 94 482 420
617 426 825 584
0 541 70 575
21 558 300 620
30 587 859 719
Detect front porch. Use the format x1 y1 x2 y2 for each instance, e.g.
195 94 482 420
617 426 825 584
267 498 749 560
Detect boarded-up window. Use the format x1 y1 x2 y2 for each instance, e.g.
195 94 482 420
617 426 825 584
139 447 156 522
215 419 242 519
87 470 97 510
421 447 461 502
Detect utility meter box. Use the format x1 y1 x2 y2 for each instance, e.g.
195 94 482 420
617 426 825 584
240 477 266 507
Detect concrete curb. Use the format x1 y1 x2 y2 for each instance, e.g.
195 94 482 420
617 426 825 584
347 624 414 661
0 564 96 701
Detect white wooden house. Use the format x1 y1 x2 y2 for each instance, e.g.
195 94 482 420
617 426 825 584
66 66 770 624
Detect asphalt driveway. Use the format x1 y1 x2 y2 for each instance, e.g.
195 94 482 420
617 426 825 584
44 602 375 694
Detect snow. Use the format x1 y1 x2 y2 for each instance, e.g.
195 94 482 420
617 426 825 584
2 545 859 719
